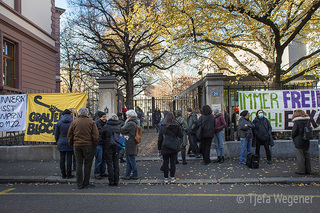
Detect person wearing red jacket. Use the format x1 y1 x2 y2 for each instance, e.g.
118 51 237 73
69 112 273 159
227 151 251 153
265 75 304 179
212 107 226 163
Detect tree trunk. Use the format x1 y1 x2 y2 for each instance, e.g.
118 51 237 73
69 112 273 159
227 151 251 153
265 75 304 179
125 74 134 109
274 47 284 90
69 70 73 93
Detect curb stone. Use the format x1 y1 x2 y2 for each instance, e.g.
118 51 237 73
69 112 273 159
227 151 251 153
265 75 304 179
1 176 320 185
258 177 320 184
218 178 259 184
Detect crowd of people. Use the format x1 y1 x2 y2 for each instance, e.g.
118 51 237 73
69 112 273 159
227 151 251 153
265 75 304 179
54 106 143 189
54 105 313 187
156 106 313 182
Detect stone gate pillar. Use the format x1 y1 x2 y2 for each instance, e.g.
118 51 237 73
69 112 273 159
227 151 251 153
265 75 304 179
203 73 228 158
203 73 226 113
96 76 118 116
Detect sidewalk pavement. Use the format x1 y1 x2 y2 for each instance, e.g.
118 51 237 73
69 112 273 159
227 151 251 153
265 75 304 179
0 157 319 185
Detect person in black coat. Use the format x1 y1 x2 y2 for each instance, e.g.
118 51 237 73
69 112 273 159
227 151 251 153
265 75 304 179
55 109 74 179
292 110 312 175
153 107 162 132
102 114 121 186
158 112 183 183
94 111 107 179
197 105 215 165
117 112 126 163
253 109 273 164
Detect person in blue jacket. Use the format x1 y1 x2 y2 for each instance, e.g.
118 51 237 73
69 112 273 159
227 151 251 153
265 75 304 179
55 109 74 179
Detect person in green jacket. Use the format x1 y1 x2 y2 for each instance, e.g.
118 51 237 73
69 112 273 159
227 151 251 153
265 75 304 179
187 108 201 158
120 110 139 180
175 110 188 165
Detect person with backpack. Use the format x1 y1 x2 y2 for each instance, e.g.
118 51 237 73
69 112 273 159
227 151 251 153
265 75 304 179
238 110 255 165
253 109 273 164
175 110 188 165
292 110 312 175
212 107 226 163
158 112 183 183
102 114 121 186
187 108 201 158
197 105 216 165
120 110 139 180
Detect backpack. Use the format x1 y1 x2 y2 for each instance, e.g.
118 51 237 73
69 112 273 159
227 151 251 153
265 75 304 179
162 134 180 152
303 122 313 140
110 132 125 151
134 126 143 144
246 153 259 169
107 125 125 151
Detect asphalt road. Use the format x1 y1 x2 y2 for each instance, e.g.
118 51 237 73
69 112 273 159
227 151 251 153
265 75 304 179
0 183 319 213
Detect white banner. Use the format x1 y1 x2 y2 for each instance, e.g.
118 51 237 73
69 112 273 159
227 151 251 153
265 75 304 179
0 94 27 131
239 90 320 131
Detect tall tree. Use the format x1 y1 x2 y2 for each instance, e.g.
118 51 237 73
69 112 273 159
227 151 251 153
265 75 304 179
160 0 320 88
60 23 100 115
68 0 181 108
60 25 99 92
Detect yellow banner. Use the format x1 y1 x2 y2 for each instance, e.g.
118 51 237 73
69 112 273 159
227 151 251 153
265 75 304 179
24 93 87 142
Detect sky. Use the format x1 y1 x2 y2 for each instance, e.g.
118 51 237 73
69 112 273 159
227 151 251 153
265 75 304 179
55 0 68 9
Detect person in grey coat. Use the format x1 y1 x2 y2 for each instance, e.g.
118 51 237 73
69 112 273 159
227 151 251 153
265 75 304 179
55 109 74 179
120 110 139 180
238 110 255 164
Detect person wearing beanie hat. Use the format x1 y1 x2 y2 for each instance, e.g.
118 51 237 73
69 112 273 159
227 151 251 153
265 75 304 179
122 108 128 120
94 110 108 179
238 110 255 164
212 107 220 114
212 107 226 163
240 110 249 117
97 111 106 118
55 109 74 179
62 109 72 115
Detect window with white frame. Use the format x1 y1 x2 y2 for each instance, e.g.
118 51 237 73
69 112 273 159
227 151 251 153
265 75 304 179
2 39 15 87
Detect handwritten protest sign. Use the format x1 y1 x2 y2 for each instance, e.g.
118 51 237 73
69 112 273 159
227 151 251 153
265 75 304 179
239 90 320 131
0 94 27 131
25 93 87 142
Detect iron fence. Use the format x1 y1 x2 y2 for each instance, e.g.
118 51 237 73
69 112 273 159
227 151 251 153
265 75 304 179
2 81 319 145
126 97 175 129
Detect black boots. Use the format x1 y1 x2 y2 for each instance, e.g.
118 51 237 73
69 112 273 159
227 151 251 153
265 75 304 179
215 156 221 163
215 156 225 163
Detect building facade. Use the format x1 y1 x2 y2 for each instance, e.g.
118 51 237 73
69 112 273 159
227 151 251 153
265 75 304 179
0 0 64 93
